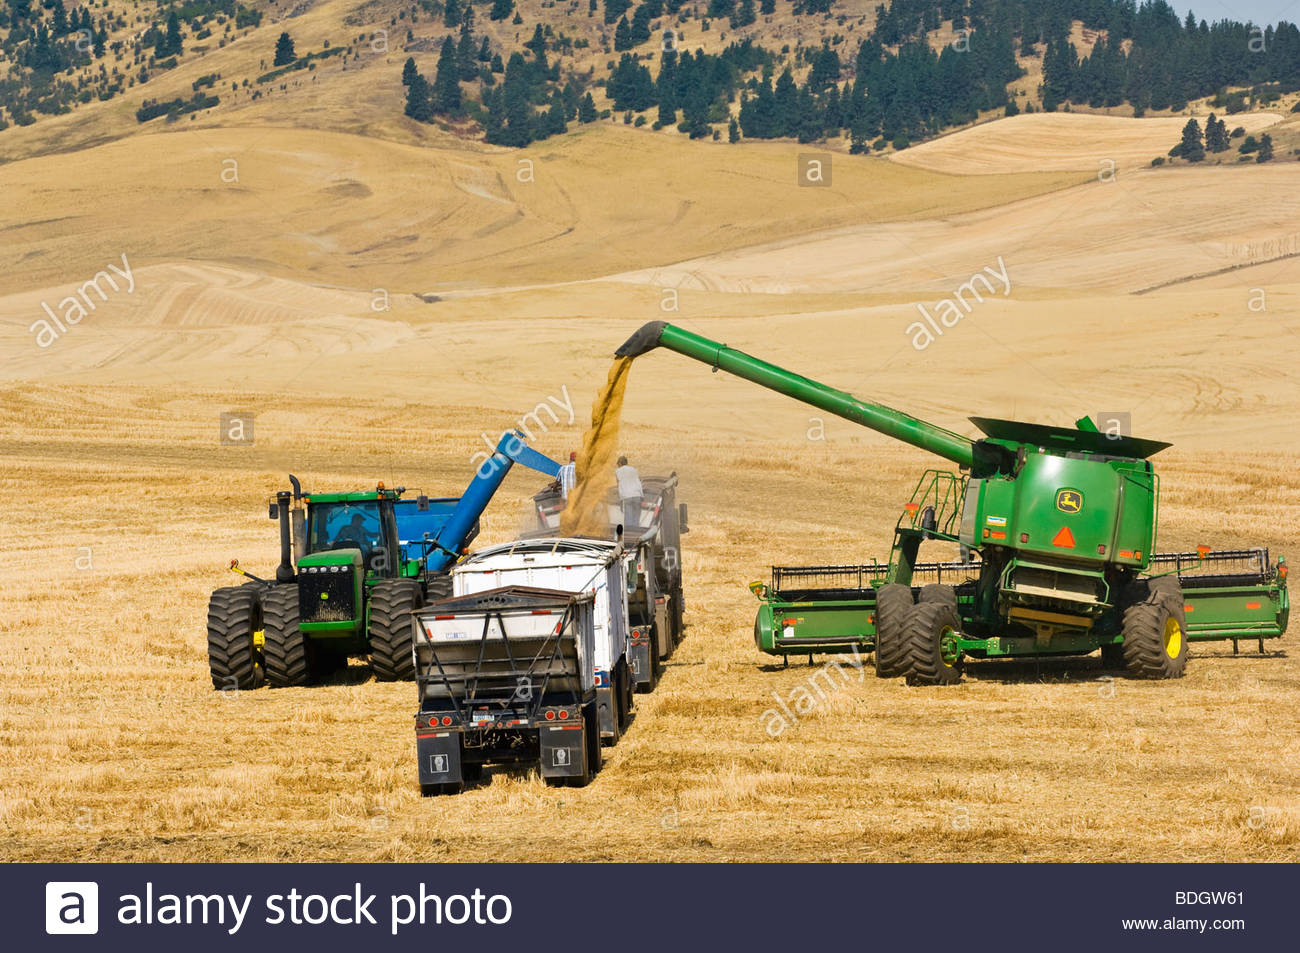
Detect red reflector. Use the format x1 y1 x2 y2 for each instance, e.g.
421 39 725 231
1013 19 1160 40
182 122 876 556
1246 601 1262 610
904 503 919 513
989 530 1006 540
1185 604 1194 612
545 710 555 720
781 618 797 626
1097 545 1106 555
559 709 569 719
433 614 455 620
1020 533 1029 543
531 609 554 615
441 716 452 726
1052 527 1075 548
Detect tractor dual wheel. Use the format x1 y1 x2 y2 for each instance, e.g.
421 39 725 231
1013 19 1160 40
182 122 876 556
874 583 913 678
262 584 316 687
206 584 265 690
904 591 964 686
369 579 425 681
1119 577 1188 679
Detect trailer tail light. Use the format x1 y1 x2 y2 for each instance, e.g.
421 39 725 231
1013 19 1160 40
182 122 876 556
433 614 456 620
441 716 452 726
545 710 555 721
531 609 555 615
558 709 569 719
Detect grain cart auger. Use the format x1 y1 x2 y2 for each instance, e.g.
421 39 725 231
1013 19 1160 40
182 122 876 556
206 432 561 690
616 321 1288 684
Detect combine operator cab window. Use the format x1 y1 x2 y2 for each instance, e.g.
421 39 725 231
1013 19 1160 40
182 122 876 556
309 503 383 559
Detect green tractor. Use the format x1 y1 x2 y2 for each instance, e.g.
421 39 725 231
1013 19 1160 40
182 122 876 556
205 432 564 689
207 479 437 689
616 322 1289 684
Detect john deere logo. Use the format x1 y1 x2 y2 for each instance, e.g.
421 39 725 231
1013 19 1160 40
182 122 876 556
1056 489 1083 513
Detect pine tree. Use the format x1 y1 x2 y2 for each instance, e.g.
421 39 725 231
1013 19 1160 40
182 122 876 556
444 0 461 27
728 116 740 142
402 56 418 86
630 3 652 44
760 0 774 11
458 22 478 80
489 0 514 21
404 72 433 122
273 31 295 67
1204 112 1227 152
1256 133 1273 163
93 25 106 58
1176 117 1204 161
432 36 462 114
478 37 492 62
579 92 598 122
165 10 183 56
603 0 631 24
614 16 633 51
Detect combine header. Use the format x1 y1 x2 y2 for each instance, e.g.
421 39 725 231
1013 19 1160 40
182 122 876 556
616 321 1288 684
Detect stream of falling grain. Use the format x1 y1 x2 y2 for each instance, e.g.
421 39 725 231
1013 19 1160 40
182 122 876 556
560 356 634 537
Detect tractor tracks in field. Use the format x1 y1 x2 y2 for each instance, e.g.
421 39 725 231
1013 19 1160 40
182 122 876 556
1131 250 1300 295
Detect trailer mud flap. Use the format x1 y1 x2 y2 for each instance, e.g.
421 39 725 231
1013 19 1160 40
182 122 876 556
539 725 586 779
629 630 653 691
416 731 463 785
596 685 617 738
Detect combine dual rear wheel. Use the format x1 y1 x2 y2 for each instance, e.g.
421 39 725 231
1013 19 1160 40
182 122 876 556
905 585 963 686
263 584 313 687
874 583 913 678
206 584 265 690
369 579 424 681
1120 577 1188 679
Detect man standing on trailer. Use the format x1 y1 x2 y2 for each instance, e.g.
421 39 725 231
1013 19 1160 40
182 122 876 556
615 455 642 529
559 451 577 500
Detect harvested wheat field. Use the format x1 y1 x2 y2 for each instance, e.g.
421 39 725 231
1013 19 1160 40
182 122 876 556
1 115 1298 863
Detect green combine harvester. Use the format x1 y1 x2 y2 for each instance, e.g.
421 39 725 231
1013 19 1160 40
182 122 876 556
616 322 1289 684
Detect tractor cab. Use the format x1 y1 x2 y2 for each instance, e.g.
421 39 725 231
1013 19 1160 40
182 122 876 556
304 487 404 578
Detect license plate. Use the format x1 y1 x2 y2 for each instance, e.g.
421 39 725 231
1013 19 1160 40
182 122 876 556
472 711 493 724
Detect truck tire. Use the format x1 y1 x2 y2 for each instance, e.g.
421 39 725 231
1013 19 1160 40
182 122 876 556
207 584 264 690
1119 577 1188 679
616 661 632 734
369 579 424 681
572 701 602 787
904 598 964 686
918 583 956 605
874 583 913 678
425 572 451 602
263 584 312 687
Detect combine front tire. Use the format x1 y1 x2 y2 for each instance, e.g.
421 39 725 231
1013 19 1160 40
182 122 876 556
904 596 964 686
207 585 264 690
263 584 312 687
369 579 424 681
1120 578 1188 679
874 583 913 678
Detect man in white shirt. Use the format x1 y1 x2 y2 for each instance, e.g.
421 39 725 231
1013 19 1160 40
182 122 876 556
615 456 642 529
558 451 577 499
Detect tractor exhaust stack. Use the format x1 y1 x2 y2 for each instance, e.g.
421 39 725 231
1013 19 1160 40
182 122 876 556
275 490 295 583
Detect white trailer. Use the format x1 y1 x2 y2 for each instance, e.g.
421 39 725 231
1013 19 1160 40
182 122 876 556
451 538 637 744
413 586 601 794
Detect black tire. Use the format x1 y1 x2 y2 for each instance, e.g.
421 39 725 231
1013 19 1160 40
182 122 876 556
616 662 632 734
263 584 312 687
424 572 451 602
1119 577 1188 679
672 586 685 646
904 598 964 686
875 583 914 678
572 702 601 787
369 579 424 681
649 626 663 690
918 583 956 605
207 584 264 690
